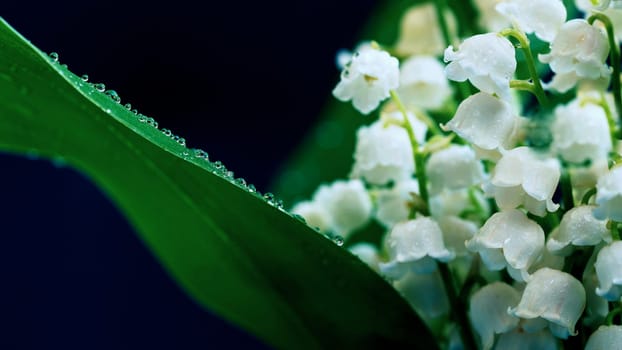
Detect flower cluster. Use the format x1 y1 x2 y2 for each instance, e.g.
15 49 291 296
290 0 622 348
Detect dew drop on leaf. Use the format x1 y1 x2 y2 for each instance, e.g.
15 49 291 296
94 83 106 92
105 90 121 103
48 52 59 62
80 74 89 82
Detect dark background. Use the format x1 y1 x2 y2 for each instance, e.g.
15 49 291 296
0 1 378 348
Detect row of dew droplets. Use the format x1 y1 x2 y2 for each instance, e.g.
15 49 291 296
47 51 343 246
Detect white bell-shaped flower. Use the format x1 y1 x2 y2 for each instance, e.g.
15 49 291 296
575 0 612 12
393 268 450 320
547 206 611 255
374 179 419 229
510 268 586 339
594 241 622 300
473 0 511 32
551 99 612 163
469 282 521 350
585 325 622 350
496 0 567 42
313 179 372 238
395 3 457 56
594 166 622 221
350 120 415 185
442 92 519 153
540 19 611 93
571 158 610 204
583 255 610 326
348 242 380 271
335 42 373 70
444 33 516 100
485 147 560 217
397 56 452 110
385 217 455 264
333 48 399 114
438 216 478 257
426 144 486 195
466 209 544 281
379 109 428 143
290 200 332 233
430 188 491 220
495 328 558 350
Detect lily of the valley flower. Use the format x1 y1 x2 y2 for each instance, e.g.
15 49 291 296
350 119 416 185
313 179 373 238
575 0 612 12
551 98 612 163
469 282 521 350
444 33 516 100
393 268 450 321
466 209 544 281
397 55 452 110
547 205 611 255
540 19 611 93
348 242 380 271
395 3 457 56
373 179 419 228
593 166 622 221
384 217 455 264
585 325 622 350
496 0 567 42
290 200 332 233
594 241 622 300
442 92 519 155
485 147 560 216
495 328 558 350
333 47 399 114
510 268 586 339
473 0 511 32
426 144 486 195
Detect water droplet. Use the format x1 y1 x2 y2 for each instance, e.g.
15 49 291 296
161 128 172 137
124 103 132 110
48 52 59 62
333 235 344 246
213 161 223 170
105 90 121 103
275 199 284 210
80 74 89 82
177 137 186 147
131 109 138 115
293 214 306 224
263 192 276 205
193 149 209 160
247 184 256 193
225 170 235 179
60 64 68 69
138 114 147 123
94 83 106 92
235 178 247 187
145 117 158 128
182 150 190 158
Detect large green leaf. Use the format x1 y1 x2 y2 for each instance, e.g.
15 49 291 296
0 18 437 349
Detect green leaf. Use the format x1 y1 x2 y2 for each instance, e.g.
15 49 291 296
0 18 437 349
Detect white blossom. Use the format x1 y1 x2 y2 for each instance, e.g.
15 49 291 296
473 0 511 32
496 0 567 42
384 217 454 264
426 145 486 195
485 147 560 217
551 98 612 163
546 206 611 255
348 242 380 271
374 179 419 228
583 254 610 326
333 48 399 114
395 3 457 56
379 109 428 143
438 216 478 257
595 241 622 300
291 200 331 233
466 209 544 281
350 120 415 185
585 325 622 350
393 268 450 320
510 268 586 339
430 188 490 220
442 92 519 154
575 0 612 11
593 166 622 221
540 19 611 93
469 282 521 349
313 179 372 238
397 56 452 110
494 328 558 350
444 33 516 100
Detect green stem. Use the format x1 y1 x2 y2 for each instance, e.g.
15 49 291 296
390 90 430 213
438 263 477 350
581 188 597 205
589 13 622 135
611 221 621 241
500 28 550 109
581 94 618 149
560 168 574 213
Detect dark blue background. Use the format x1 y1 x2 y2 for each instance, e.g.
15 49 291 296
1 0 377 348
